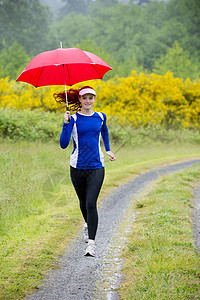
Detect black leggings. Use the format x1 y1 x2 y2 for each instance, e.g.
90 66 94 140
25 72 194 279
70 167 105 240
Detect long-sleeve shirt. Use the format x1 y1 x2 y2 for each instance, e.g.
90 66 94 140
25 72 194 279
60 112 110 169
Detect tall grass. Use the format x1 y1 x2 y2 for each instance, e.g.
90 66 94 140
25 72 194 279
0 141 82 298
0 141 73 234
120 166 200 299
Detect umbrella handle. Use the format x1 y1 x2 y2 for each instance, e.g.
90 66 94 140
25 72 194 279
65 85 71 121
65 84 68 108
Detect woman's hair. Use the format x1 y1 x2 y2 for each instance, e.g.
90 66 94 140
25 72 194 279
54 85 95 111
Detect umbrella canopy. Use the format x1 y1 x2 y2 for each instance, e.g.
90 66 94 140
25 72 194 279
16 48 112 87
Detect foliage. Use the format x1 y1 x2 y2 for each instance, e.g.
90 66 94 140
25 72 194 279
0 77 59 111
0 108 62 142
0 42 30 80
0 0 51 56
49 15 94 51
0 108 200 146
60 0 94 17
165 0 200 56
1 72 200 131
153 41 200 80
91 71 200 130
47 0 200 79
1 0 200 80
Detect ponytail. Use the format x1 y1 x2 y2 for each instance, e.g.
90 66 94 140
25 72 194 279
54 88 81 111
54 85 95 112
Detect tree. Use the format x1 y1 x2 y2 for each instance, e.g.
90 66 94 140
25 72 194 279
49 0 200 79
49 13 93 49
60 0 94 17
0 0 51 56
165 0 200 57
153 41 200 79
0 42 30 80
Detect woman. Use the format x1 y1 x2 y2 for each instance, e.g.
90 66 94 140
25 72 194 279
54 86 115 257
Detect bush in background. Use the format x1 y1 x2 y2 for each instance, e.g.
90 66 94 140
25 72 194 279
0 72 200 130
0 108 62 142
1 108 200 145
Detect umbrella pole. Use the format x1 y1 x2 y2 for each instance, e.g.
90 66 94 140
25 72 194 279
61 42 69 111
65 84 69 111
64 84 70 124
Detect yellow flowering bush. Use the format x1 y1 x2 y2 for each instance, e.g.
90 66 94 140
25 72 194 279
0 72 200 129
0 77 59 111
93 71 200 130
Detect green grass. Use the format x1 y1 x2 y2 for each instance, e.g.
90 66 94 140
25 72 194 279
0 140 199 299
120 165 200 300
0 141 81 299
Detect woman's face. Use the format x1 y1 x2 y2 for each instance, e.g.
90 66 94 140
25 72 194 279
79 93 96 110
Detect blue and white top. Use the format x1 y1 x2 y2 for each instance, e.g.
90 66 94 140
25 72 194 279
60 112 110 169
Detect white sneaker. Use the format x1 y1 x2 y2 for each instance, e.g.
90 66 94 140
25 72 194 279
83 223 88 243
84 240 96 257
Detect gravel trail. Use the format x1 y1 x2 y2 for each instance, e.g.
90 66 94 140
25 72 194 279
192 179 200 253
27 159 200 300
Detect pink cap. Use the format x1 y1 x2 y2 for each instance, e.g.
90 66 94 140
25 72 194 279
79 88 96 96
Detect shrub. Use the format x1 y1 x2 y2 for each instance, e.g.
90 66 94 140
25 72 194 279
0 71 200 131
0 108 63 142
0 108 199 145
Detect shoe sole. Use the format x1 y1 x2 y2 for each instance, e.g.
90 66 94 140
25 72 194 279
84 252 95 257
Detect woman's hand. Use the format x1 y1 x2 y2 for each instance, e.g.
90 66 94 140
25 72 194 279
106 151 116 161
64 111 71 124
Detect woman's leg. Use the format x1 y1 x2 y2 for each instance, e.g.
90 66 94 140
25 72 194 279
86 168 105 240
70 167 105 240
70 167 87 223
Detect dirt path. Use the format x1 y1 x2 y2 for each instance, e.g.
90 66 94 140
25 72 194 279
27 159 200 300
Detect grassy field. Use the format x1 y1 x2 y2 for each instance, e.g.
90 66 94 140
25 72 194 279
0 140 200 299
120 165 200 299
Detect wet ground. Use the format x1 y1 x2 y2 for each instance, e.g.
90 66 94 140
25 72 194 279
27 159 200 300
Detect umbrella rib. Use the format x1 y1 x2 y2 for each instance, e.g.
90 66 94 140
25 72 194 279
90 63 104 79
35 66 45 87
63 64 71 86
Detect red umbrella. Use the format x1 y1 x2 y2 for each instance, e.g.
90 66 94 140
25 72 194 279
16 47 112 87
16 47 112 109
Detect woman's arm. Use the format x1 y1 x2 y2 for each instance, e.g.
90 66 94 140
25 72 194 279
60 113 74 149
101 113 116 161
101 113 110 151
